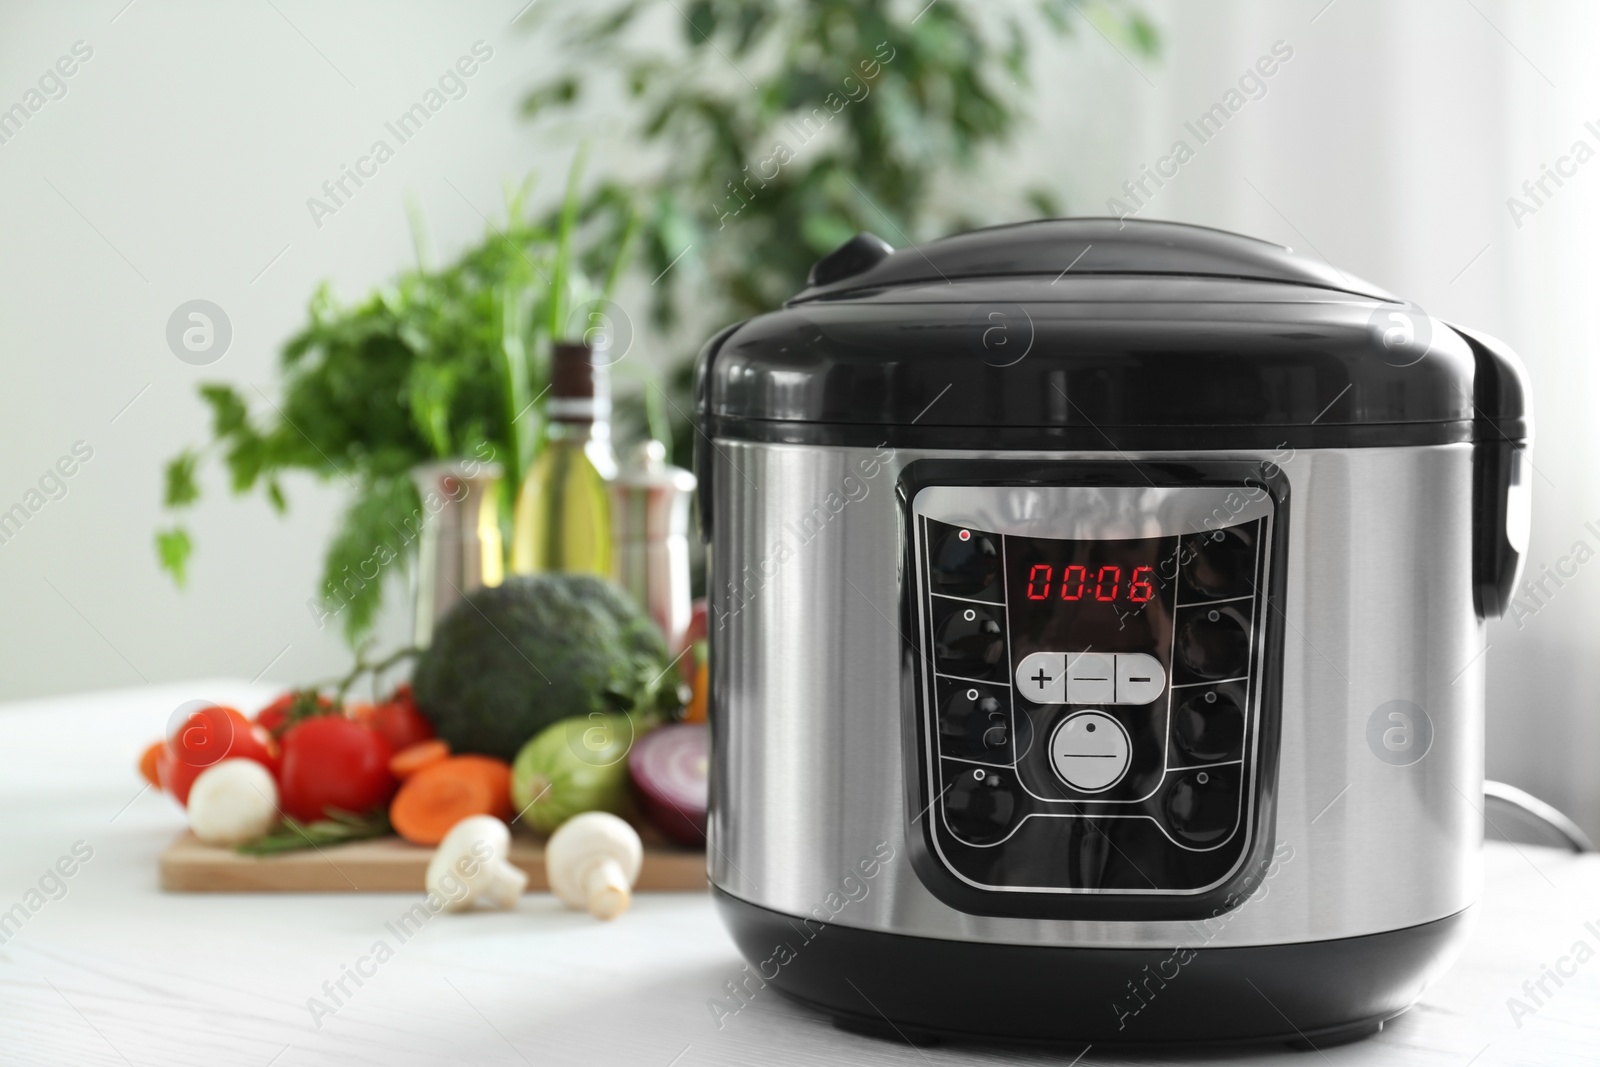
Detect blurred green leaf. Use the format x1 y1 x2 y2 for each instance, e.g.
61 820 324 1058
1026 186 1064 218
266 479 288 514
318 477 421 644
156 527 191 586
198 384 250 437
1128 12 1160 55
521 75 579 116
163 451 200 508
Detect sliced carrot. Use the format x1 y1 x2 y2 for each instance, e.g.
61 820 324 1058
388 755 511 845
389 738 450 780
138 741 163 788
449 755 512 819
391 766 492 846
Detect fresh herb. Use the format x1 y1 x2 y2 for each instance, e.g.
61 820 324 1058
157 160 639 642
234 808 393 856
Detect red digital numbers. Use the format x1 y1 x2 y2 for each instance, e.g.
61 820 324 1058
1020 563 1157 605
1129 565 1154 603
1093 565 1121 601
1026 564 1051 600
1060 564 1086 601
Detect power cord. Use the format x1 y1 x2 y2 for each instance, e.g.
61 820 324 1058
1484 780 1596 853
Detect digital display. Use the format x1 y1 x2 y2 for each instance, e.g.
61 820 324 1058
1005 532 1180 657
1023 563 1156 603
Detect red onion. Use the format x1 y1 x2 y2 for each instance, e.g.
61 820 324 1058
628 723 708 847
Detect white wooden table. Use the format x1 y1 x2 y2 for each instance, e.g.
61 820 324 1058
1 682 1596 1066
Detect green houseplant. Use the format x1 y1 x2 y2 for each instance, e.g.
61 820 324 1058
520 0 1158 461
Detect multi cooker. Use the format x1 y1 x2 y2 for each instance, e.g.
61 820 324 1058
695 219 1530 1045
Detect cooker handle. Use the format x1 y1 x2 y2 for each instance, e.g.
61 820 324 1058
1450 324 1532 619
692 321 746 542
806 232 894 287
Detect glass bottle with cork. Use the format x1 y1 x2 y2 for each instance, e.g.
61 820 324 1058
510 342 616 575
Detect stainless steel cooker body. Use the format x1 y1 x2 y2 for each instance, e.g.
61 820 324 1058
694 219 1530 1042
708 439 1483 950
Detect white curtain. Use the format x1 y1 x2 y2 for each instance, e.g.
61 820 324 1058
1064 0 1600 834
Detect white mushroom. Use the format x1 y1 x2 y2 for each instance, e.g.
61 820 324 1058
545 812 642 920
187 759 280 846
426 816 528 912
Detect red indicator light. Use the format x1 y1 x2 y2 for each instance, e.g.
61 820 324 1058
958 529 971 541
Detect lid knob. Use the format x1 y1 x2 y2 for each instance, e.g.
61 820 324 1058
807 232 894 288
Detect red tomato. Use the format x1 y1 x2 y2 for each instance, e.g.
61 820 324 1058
254 691 334 736
254 693 296 735
158 705 281 807
354 685 434 753
278 717 396 823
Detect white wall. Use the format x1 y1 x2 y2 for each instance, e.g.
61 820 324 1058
2 0 1597 834
1117 0 1600 839
0 1 601 700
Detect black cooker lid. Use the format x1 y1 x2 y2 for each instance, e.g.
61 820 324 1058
697 219 1528 451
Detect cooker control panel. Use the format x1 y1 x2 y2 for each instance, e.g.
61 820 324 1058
903 469 1284 917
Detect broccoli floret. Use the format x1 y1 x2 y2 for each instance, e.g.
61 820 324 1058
412 574 678 760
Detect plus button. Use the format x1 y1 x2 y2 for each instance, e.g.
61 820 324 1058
1015 651 1067 704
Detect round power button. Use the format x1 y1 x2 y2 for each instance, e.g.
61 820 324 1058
931 526 999 598
1048 711 1131 793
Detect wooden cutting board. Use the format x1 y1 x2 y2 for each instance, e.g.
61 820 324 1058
159 831 707 893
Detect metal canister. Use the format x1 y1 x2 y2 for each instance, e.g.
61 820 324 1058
410 459 503 647
608 440 697 651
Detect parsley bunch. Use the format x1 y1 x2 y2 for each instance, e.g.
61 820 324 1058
158 165 639 642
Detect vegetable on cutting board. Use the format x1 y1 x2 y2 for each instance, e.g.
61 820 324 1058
157 706 281 807
253 692 298 735
628 723 708 846
253 690 334 737
131 630 716 866
390 739 450 779
390 755 513 845
277 716 396 824
138 741 163 788
684 654 708 725
546 811 642 920
425 815 527 912
235 809 391 855
186 759 280 846
452 756 511 818
412 574 681 761
510 713 633 835
353 683 434 753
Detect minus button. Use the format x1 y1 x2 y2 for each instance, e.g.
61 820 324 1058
1114 653 1166 705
